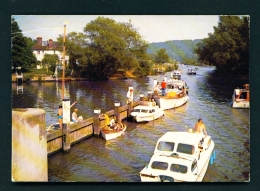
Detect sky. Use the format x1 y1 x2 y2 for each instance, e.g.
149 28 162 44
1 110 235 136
12 15 220 43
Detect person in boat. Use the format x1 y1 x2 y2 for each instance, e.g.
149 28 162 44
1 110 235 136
152 99 156 106
161 79 167 96
100 113 112 130
110 116 116 129
114 120 124 131
154 82 160 96
235 87 241 99
57 101 78 129
193 118 208 136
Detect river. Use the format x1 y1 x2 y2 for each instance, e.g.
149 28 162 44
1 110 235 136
12 65 250 182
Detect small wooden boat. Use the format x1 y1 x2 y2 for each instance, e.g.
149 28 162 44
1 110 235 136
100 125 126 141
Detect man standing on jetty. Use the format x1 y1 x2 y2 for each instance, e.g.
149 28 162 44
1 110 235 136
126 88 134 105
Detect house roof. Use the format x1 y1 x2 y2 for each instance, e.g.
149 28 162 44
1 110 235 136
31 41 61 51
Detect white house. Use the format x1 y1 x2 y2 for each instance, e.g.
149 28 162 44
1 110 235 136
31 37 69 69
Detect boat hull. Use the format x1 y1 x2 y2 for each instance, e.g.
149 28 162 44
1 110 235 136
100 126 126 141
154 95 189 110
232 99 249 108
134 110 164 122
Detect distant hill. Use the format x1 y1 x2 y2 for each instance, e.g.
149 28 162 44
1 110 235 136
147 39 202 62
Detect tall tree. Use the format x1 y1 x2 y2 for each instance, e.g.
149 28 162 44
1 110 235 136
155 48 170 63
57 32 88 77
12 18 37 72
83 17 149 79
194 16 249 76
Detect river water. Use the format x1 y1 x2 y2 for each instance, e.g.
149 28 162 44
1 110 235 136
12 65 250 182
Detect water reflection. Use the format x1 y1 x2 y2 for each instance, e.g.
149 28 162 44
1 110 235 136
12 65 250 182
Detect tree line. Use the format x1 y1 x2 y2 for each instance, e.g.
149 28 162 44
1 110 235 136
194 15 249 76
12 15 249 79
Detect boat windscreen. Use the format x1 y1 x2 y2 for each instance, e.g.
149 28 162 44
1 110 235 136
151 161 168 170
157 141 175 152
141 109 149 113
170 163 187 174
177 143 194 155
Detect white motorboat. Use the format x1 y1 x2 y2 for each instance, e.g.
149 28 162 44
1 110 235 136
171 70 182 80
167 79 189 94
140 132 215 182
100 125 126 141
232 84 250 108
131 103 164 122
154 88 189 110
188 68 196 75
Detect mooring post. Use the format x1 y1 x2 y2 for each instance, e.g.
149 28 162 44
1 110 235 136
93 109 101 136
114 102 121 123
62 99 71 152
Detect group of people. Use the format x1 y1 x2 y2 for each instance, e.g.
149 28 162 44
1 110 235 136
57 100 83 129
99 114 124 131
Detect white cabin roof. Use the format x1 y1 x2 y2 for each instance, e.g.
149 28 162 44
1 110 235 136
157 132 204 145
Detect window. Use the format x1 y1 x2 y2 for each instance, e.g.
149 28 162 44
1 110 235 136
151 161 168 170
157 141 175 152
133 109 140 112
177 143 194 155
141 109 149 113
37 51 40 55
170 163 187 174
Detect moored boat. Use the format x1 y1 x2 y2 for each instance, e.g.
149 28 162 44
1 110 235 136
153 88 189 110
100 125 126 141
140 131 215 182
130 103 164 122
232 84 249 108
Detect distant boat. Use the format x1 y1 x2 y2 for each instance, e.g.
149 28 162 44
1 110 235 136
187 68 196 75
232 84 250 108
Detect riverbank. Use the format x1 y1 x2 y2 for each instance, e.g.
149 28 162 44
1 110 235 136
12 70 137 82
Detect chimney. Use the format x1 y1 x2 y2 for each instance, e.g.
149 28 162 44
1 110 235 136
48 39 53 48
37 37 42 45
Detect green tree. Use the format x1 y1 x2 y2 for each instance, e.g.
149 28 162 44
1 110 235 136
155 48 170 63
194 16 249 76
12 18 37 72
82 17 149 79
41 54 59 73
57 32 88 77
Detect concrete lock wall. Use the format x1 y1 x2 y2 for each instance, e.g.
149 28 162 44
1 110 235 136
12 108 48 182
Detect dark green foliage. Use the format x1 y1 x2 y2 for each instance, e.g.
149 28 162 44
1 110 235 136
83 17 149 79
12 18 37 72
194 16 249 76
154 48 170 63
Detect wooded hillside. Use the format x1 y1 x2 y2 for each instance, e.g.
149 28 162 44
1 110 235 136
147 39 201 62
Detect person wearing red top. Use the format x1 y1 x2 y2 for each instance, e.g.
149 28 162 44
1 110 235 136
161 80 167 96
